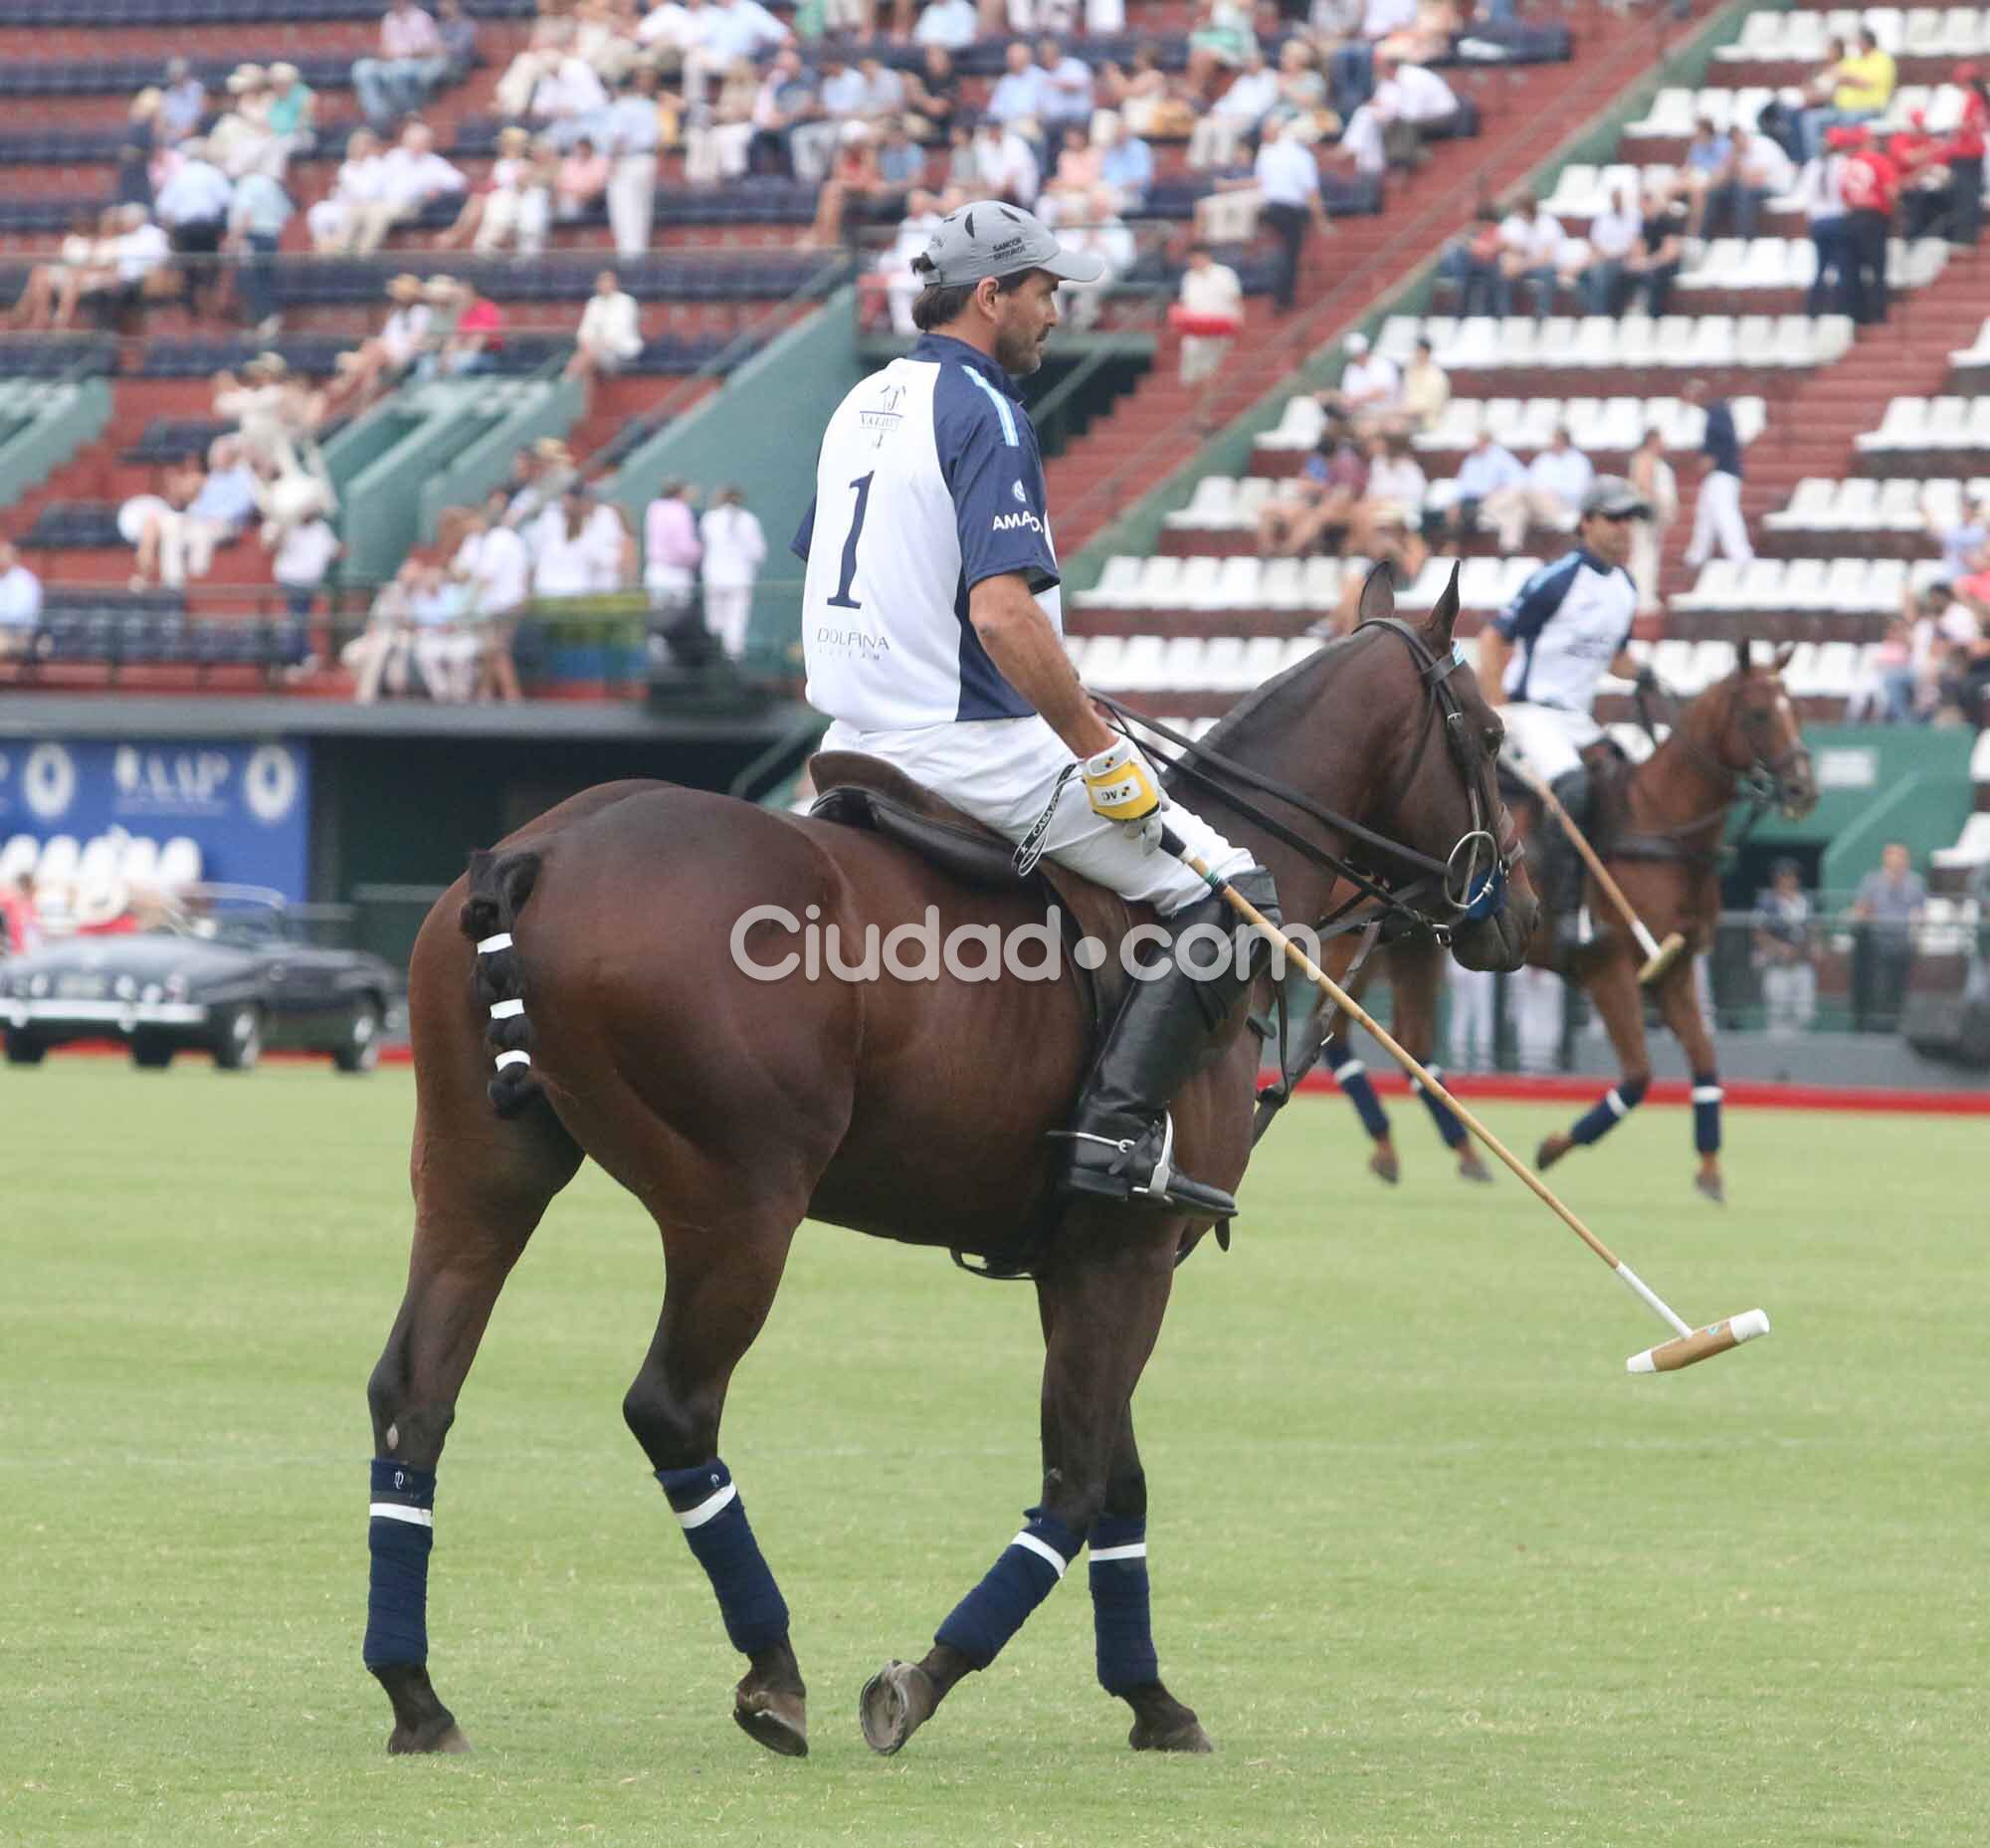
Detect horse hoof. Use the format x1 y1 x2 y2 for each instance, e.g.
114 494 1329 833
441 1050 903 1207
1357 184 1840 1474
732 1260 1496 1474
386 1722 472 1756
859 1660 938 1756
1457 1150 1492 1184
1368 1148 1400 1185
1536 1134 1571 1171
1129 1716 1216 1753
734 1685 808 1758
1694 1171 1726 1205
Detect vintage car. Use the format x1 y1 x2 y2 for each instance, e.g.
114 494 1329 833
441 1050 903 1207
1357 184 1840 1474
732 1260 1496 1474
1 884 397 1072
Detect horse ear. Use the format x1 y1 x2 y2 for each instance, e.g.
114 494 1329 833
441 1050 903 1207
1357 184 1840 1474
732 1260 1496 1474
1772 639 1797 672
1422 559 1462 653
1737 634 1754 676
1357 560 1396 627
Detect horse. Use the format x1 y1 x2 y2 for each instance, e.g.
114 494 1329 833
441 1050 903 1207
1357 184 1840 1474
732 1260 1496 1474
358 566 1538 1765
1318 638 1816 1200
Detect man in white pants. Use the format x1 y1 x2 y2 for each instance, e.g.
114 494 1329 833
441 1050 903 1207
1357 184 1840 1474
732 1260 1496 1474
1682 379 1753 566
601 67 661 259
1478 477 1655 948
698 486 766 660
794 200 1280 1216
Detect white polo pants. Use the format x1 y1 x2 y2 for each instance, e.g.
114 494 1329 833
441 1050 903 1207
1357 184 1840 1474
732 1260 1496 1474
818 714 1254 916
1497 701 1602 786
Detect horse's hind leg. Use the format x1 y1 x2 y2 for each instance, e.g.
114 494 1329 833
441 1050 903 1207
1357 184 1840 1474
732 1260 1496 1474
1653 960 1726 1202
1092 1402 1214 1753
363 1092 581 1753
619 1185 807 1757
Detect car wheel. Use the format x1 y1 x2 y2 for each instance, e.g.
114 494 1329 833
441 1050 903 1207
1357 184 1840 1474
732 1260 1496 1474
3 1030 46 1066
212 1003 264 1072
131 1034 175 1071
332 998 383 1075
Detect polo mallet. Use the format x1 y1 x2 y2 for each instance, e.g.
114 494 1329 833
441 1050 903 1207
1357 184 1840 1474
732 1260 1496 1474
1515 764 1687 986
1163 830 1769 1375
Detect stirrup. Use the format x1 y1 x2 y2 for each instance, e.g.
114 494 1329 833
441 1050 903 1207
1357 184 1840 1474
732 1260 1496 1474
1052 1114 1239 1219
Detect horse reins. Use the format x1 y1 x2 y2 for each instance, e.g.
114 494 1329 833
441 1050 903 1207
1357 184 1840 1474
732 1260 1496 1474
1094 619 1518 949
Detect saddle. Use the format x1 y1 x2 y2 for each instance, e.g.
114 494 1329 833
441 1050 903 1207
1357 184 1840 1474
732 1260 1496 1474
806 750 1135 1034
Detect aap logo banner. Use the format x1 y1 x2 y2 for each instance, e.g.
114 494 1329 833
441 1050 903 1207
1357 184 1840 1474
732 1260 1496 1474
0 737 312 897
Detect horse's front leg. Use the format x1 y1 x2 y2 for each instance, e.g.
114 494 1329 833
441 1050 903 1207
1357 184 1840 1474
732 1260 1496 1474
1092 1401 1213 1753
1653 958 1726 1202
859 1217 1177 1754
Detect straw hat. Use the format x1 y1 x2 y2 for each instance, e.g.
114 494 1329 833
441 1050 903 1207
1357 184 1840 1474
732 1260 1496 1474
227 64 267 93
386 272 425 301
269 61 299 84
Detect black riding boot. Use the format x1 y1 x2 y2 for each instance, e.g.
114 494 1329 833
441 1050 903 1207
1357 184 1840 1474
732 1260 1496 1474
1056 869 1282 1217
1544 766 1591 950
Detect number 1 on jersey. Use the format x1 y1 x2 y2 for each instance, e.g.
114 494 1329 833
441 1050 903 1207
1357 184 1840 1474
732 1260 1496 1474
825 472 874 610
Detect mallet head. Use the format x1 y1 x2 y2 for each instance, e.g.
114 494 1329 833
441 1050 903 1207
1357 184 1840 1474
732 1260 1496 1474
1636 930 1689 986
1627 1308 1770 1374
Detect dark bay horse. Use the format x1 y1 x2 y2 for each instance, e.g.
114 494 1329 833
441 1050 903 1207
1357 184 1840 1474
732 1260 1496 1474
360 569 1536 1764
1320 639 1815 1200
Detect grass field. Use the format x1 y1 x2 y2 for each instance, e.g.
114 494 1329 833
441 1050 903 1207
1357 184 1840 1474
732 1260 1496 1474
2 1062 1983 1848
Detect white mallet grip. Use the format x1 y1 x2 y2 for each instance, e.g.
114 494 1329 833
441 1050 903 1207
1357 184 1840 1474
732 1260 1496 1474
1626 1309 1771 1374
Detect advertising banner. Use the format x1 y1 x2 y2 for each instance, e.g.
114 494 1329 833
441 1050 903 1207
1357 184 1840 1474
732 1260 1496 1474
0 737 312 898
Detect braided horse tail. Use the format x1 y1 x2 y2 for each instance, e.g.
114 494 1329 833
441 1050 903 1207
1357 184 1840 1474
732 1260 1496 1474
458 848 545 1119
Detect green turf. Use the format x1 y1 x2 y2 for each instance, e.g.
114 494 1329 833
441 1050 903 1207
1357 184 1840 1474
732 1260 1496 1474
1 1061 1982 1847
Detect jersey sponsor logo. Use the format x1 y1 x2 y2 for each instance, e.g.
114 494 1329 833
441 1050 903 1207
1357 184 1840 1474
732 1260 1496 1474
1010 480 1027 505
991 511 1043 533
858 382 905 449
814 623 892 658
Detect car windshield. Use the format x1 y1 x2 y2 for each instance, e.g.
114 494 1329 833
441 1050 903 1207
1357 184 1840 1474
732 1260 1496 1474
163 890 291 949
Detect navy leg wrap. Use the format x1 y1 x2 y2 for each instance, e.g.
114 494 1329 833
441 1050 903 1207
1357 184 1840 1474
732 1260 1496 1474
657 1459 790 1656
1328 1037 1391 1141
1692 1074 1723 1154
934 1509 1083 1671
1089 1516 1159 1695
1568 1074 1648 1147
364 1458 436 1671
1412 1064 1469 1150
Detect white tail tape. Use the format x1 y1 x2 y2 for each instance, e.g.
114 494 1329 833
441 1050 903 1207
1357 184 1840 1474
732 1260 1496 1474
477 931 513 954
490 997 524 1019
495 1049 531 1070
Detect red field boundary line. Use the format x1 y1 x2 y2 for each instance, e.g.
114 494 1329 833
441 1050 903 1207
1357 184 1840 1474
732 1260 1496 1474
1290 1070 1990 1116
34 1041 1990 1111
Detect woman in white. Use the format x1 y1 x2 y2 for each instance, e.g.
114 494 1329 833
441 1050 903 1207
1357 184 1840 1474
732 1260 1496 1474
565 269 644 399
438 124 531 252
1625 425 1678 615
305 127 388 253
324 273 433 415
698 484 765 660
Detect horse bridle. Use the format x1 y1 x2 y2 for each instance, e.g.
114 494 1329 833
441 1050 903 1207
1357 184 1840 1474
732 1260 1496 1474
1634 676 1815 840
1096 617 1520 948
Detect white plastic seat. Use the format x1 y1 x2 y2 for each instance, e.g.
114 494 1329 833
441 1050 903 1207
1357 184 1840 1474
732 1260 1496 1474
1155 636 1206 692
1926 395 1972 448
1614 314 1660 369
1498 557 1542 603
1129 555 1185 608
1168 476 1236 527
1076 634 1122 684
1783 558 1831 610
1673 561 1741 613
1654 636 1705 689
1264 397 1325 450
1399 556 1454 610
1857 397 1928 452
1834 478 1882 530
1823 557 1871 611
1572 316 1618 367
1481 396 1526 446
1176 555 1224 612
1629 87 1696 137
1417 397 1484 452
1301 554 1344 609
1201 636 1253 692
1260 556 1306 610
1732 396 1767 445
1234 477 1276 523
1877 478 1925 530
1967 396 1990 444
1767 479 1837 531
1080 554 1143 606
1374 315 1426 365
1736 558 1787 611
1456 556 1506 609
1109 635 1166 691
1735 315 1781 368
1213 555 1262 609
1241 635 1290 685
1920 478 1966 528
1863 559 1908 612
1811 314 1856 364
